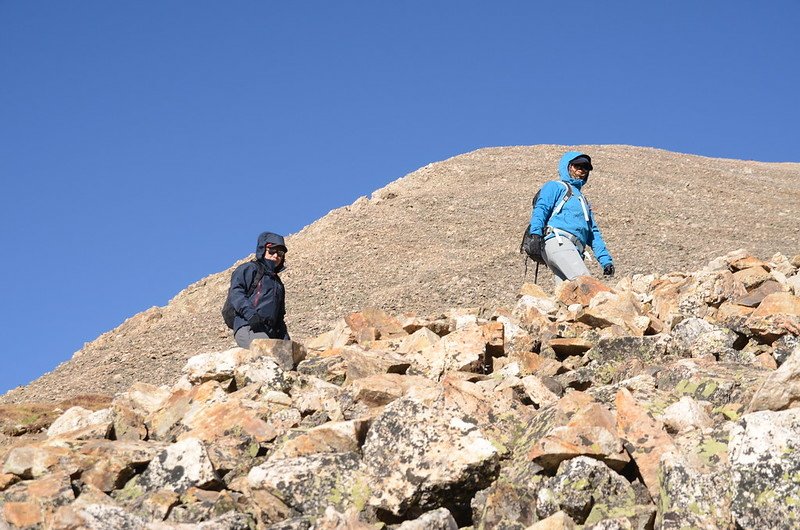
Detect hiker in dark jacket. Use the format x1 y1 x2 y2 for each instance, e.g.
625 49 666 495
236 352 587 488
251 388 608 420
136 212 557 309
527 151 614 285
230 232 290 348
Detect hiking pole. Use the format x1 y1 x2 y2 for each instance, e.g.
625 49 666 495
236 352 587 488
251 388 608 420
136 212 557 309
534 262 540 284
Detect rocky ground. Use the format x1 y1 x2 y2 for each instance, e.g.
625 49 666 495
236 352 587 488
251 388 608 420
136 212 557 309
1 249 799 529
3 145 798 406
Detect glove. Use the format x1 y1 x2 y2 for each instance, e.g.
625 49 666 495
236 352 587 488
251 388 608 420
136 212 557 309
524 234 543 262
248 313 266 330
603 264 615 276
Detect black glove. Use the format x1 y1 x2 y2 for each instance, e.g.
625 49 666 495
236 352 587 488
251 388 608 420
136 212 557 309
524 234 543 262
248 313 266 330
603 264 615 276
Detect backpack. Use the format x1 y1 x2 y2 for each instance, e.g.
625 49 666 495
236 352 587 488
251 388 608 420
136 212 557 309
520 181 573 264
221 261 266 329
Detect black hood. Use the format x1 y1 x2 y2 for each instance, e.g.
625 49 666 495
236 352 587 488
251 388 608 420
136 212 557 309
255 231 287 272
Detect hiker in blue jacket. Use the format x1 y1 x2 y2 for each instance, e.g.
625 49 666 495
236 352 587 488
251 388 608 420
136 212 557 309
526 151 615 285
229 232 290 348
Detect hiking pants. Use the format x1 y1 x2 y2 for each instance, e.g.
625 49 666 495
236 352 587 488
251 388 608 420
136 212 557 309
543 235 590 286
234 325 272 349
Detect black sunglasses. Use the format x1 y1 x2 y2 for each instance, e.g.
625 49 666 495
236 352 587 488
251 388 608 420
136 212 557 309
267 248 286 258
572 164 591 171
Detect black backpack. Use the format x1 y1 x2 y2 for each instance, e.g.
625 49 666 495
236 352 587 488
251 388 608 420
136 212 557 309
221 261 266 329
520 181 573 264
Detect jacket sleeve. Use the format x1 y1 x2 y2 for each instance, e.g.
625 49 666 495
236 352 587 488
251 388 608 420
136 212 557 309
229 264 256 321
529 182 562 236
587 211 613 267
277 285 290 340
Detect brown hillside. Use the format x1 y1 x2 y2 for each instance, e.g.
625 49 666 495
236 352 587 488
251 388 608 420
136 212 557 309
3 144 799 404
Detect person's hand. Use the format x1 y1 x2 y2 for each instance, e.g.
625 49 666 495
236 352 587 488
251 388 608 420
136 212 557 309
603 264 615 276
248 314 266 330
525 234 543 261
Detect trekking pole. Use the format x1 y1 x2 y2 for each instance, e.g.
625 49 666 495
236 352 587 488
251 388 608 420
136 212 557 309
534 262 540 284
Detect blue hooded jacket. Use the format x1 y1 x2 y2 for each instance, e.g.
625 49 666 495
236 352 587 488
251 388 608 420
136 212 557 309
528 151 613 267
228 232 290 339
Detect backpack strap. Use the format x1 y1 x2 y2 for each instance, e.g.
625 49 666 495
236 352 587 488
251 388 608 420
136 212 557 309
552 181 572 214
247 260 267 298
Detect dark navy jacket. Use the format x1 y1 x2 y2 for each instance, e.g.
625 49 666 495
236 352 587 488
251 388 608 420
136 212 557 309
229 234 289 339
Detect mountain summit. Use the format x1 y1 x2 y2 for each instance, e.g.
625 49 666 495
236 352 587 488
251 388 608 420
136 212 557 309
3 145 799 403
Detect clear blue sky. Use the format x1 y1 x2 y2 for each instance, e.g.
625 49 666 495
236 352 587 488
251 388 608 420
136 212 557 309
1 2 798 396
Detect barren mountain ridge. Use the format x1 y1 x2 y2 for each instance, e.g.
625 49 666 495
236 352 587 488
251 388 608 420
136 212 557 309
3 144 798 404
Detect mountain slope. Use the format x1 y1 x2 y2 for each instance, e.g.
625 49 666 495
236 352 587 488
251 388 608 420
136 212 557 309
4 144 799 403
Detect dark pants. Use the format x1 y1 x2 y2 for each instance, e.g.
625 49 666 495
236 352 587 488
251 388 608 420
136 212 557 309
234 325 272 349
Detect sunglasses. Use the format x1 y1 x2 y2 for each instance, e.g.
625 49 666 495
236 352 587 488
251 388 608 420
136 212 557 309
267 248 286 258
572 164 591 171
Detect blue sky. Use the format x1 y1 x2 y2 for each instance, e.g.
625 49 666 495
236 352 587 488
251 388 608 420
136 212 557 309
1 2 798 396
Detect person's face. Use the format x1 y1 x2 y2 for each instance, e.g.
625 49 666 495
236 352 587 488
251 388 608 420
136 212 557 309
264 246 286 264
568 163 591 180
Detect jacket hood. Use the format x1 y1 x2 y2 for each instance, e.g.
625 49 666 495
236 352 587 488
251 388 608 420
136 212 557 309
558 151 591 189
255 231 286 273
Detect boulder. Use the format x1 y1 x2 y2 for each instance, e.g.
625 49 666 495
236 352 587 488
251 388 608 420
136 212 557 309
747 349 800 412
312 506 375 529
535 457 654 527
269 419 368 460
344 373 437 411
1 473 74 528
773 334 800 366
306 319 355 352
656 433 733 530
345 308 408 340
145 380 228 442
655 358 766 408
470 461 544 529
397 327 441 355
657 396 714 434
177 398 279 470
248 452 364 517
114 382 171 415
183 347 247 384
713 301 754 335
46 406 114 440
577 292 646 336
587 335 671 365
732 280 784 307
3 445 89 480
441 374 534 456
525 399 629 472
250 339 308 371
296 354 348 385
615 388 677 498
395 507 458 530
361 396 499 518
729 408 800 528
289 375 344 420
339 346 410 383
745 292 800 341
670 317 737 360
521 375 561 409
732 265 771 290
233 356 290 392
139 438 220 494
510 351 562 378
527 511 577 529
556 277 614 307
409 324 488 380
49 503 148 530
77 439 162 492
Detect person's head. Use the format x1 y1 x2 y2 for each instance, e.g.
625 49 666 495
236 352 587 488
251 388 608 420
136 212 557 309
568 155 593 181
558 152 594 185
255 232 288 266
